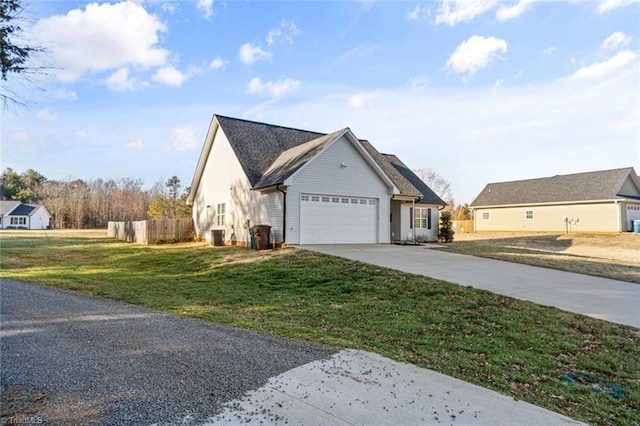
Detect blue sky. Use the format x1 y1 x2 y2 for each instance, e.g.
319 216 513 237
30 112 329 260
2 0 639 203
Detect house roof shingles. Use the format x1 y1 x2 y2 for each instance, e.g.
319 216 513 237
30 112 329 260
470 167 639 207
0 200 20 215
215 115 444 204
8 204 36 216
217 115 324 187
382 154 446 205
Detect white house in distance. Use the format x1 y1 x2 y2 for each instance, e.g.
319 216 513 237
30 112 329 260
470 167 640 233
187 115 445 245
0 200 52 230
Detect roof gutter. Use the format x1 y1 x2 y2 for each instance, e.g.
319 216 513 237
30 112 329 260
470 198 633 209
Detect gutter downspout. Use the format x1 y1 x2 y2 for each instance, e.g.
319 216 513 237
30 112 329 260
276 184 287 246
615 200 621 232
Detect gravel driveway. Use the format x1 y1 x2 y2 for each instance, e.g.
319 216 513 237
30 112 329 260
0 279 333 425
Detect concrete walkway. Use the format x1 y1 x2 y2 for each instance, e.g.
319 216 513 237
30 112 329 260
209 349 582 425
302 244 640 328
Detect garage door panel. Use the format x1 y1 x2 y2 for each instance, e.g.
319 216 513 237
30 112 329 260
300 194 377 244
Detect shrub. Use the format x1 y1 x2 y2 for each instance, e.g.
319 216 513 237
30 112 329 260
439 211 455 243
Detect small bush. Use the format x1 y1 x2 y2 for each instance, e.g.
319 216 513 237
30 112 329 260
439 211 455 243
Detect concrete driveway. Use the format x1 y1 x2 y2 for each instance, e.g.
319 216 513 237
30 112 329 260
301 244 640 328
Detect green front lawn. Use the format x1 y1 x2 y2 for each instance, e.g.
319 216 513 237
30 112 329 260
1 231 638 425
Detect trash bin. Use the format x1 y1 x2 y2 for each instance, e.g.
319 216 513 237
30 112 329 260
211 229 225 246
253 225 271 250
634 220 640 234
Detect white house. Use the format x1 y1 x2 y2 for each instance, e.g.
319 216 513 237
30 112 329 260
187 115 445 245
0 200 52 230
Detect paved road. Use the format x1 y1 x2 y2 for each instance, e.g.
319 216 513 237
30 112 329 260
302 244 640 328
0 279 332 425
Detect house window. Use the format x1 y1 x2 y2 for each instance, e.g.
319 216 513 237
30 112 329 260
351 199 358 204
301 195 309 201
526 210 534 219
359 199 367 205
332 197 339 203
216 203 225 226
311 196 320 202
482 212 490 220
322 196 330 202
368 199 376 205
414 208 431 229
11 217 26 226
341 198 349 204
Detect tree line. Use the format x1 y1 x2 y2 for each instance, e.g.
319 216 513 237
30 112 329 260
0 168 191 229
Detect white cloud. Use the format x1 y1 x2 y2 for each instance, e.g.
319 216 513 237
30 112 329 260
239 43 272 65
266 20 301 45
209 57 228 69
74 130 88 140
197 0 214 19
33 2 169 82
152 66 192 87
168 125 198 151
106 67 139 92
406 4 431 20
435 0 498 26
602 32 631 50
54 88 78 101
564 51 636 81
12 131 29 142
348 92 376 108
126 139 144 150
36 109 57 121
598 0 639 13
496 0 537 21
446 35 507 79
247 77 300 97
161 3 179 13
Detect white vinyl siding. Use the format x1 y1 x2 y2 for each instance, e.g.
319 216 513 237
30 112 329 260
286 134 391 244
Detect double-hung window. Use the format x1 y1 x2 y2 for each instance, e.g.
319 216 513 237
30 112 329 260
11 217 26 226
216 203 225 226
414 208 432 229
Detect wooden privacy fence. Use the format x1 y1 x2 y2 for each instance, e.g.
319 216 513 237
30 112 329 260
108 218 193 244
453 220 474 234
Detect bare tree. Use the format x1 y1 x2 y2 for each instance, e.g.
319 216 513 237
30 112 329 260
413 168 455 209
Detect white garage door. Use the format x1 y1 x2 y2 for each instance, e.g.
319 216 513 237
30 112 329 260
300 194 378 244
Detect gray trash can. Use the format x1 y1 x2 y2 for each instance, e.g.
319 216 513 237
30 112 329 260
212 229 225 246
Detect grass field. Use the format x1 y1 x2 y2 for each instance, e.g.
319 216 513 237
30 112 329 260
444 232 640 284
1 230 638 425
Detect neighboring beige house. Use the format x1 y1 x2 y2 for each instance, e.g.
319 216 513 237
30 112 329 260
470 167 640 233
0 200 52 230
187 115 445 245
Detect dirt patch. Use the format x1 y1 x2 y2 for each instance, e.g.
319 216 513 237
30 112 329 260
454 232 640 265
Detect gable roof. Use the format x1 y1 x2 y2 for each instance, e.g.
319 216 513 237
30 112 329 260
382 154 447 205
0 200 20 215
253 129 348 189
188 114 442 204
8 204 37 216
218 115 325 187
470 167 640 207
